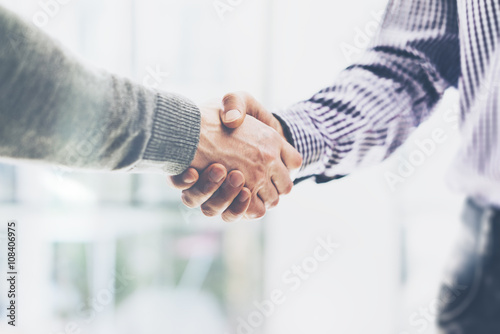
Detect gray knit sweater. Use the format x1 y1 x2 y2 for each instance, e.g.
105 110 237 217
0 6 201 175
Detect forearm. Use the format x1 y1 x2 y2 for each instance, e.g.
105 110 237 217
278 67 425 183
277 0 460 183
0 6 200 175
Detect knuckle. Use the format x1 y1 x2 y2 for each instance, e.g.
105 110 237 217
297 154 303 166
256 151 275 171
249 161 267 183
283 181 293 195
253 142 275 165
291 154 303 169
263 150 275 163
222 92 236 104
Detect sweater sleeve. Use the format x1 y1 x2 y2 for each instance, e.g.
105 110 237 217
0 5 200 175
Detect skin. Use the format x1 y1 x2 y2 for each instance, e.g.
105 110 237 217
167 163 252 222
168 92 298 222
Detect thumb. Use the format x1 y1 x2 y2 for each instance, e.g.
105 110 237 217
221 92 248 129
222 91 281 132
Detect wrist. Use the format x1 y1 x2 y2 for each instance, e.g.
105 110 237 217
191 103 224 170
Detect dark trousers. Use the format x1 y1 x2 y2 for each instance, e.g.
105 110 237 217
438 199 500 334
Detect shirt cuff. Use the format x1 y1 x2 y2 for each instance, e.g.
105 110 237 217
137 92 201 175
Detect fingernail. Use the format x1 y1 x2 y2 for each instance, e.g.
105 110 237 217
229 173 244 188
224 109 241 123
183 172 197 184
209 168 225 183
238 191 250 203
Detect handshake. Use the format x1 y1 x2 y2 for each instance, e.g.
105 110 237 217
167 92 302 222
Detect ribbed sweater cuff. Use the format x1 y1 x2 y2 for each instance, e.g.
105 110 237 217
142 93 201 175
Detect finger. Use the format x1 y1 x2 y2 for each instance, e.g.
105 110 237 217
167 168 199 190
200 171 245 217
257 183 280 210
221 92 248 129
281 140 303 170
221 187 252 223
244 193 267 220
270 163 294 195
181 164 227 208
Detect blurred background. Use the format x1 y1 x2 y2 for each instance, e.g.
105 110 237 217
0 0 465 333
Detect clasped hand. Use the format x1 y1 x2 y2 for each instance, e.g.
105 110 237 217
167 92 302 222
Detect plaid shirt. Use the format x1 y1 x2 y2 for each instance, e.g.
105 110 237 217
278 0 500 206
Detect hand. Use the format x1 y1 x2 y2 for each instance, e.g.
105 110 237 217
170 92 300 221
168 98 301 221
